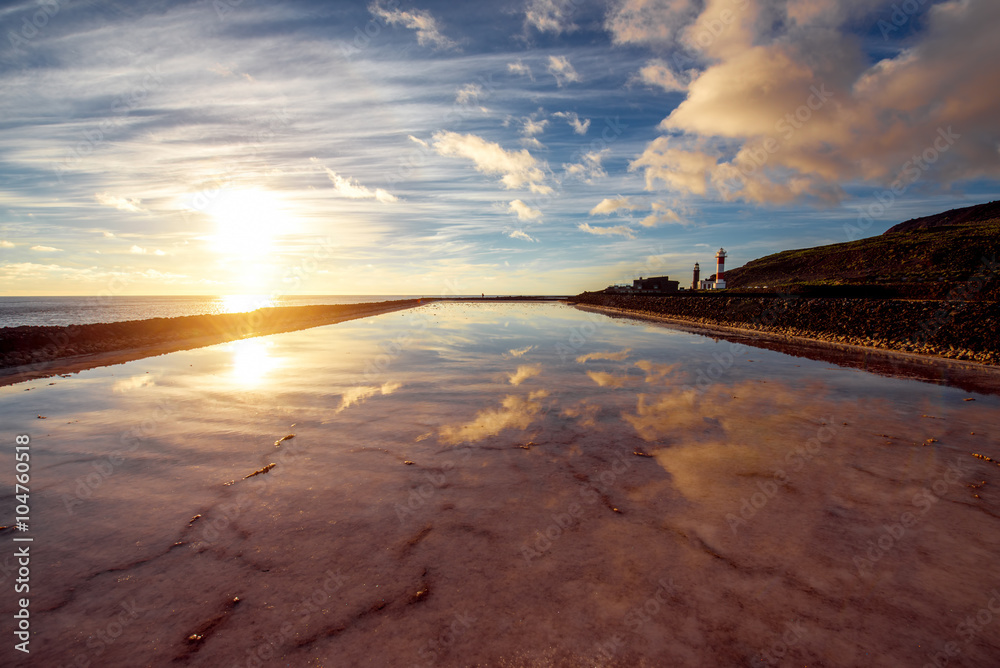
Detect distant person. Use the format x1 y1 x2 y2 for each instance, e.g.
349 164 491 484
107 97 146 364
481 293 484 298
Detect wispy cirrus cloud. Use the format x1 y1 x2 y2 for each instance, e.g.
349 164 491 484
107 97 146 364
547 55 580 86
312 158 398 203
553 111 590 135
508 230 538 242
95 192 146 213
525 0 577 34
507 59 534 80
368 2 456 49
577 222 635 239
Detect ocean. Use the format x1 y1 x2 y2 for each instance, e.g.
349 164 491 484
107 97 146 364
0 295 461 328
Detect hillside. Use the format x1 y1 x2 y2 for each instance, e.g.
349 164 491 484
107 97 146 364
723 201 1000 299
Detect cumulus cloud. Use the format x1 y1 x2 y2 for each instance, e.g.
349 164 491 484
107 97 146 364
628 0 1000 205
508 199 542 221
547 55 580 86
30 245 62 252
369 2 456 49
0 240 14 248
590 197 638 215
432 131 551 194
95 192 146 213
312 158 398 203
525 0 577 34
577 222 635 239
629 138 719 195
553 111 590 135
508 230 538 242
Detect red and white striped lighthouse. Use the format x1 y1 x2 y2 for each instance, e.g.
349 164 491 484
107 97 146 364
715 248 727 288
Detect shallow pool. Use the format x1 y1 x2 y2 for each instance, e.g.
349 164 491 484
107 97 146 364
2 302 998 667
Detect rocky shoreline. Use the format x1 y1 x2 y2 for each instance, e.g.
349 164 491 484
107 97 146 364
569 292 1000 366
0 299 427 385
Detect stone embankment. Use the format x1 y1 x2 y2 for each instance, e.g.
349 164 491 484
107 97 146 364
570 293 999 366
0 299 426 375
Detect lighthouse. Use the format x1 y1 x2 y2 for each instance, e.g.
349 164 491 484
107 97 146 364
692 262 700 290
714 248 727 289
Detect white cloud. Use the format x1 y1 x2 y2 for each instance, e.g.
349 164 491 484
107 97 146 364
563 149 608 183
508 60 534 80
521 117 549 136
336 381 402 413
636 59 688 92
525 0 577 34
520 137 545 150
553 111 590 135
590 197 638 215
628 0 1000 205
605 0 699 46
547 55 580 86
0 240 14 248
369 2 456 49
408 135 430 148
30 245 62 252
639 201 684 227
456 83 483 105
129 245 147 254
312 158 398 203
95 192 146 213
509 363 542 385
508 230 538 242
432 131 551 194
102 231 116 238
577 222 635 239
508 199 542 221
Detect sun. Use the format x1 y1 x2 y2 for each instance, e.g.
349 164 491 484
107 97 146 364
205 188 288 258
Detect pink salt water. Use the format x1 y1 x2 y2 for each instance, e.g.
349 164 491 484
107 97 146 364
1 302 998 667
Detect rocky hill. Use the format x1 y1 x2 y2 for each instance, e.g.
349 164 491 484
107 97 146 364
722 201 1000 299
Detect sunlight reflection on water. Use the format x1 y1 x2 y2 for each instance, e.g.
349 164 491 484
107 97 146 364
1 302 998 667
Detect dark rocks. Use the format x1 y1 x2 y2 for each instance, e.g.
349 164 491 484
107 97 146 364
570 293 1000 366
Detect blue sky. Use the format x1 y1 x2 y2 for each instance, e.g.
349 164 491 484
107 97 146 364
1 0 998 295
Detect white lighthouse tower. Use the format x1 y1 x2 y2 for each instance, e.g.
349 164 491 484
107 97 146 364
714 248 727 289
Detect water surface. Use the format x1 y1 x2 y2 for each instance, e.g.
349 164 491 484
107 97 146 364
1 302 998 667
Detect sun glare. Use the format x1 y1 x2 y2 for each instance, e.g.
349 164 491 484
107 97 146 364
230 338 280 386
218 294 277 314
206 188 288 258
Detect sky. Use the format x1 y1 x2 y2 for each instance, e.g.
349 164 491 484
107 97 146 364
1 0 998 296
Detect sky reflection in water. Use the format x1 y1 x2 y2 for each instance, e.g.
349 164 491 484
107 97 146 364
1 302 998 667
